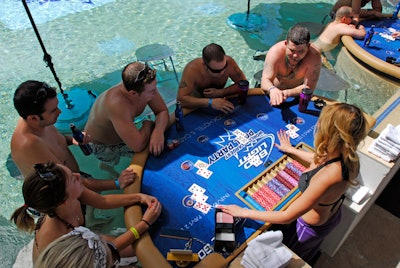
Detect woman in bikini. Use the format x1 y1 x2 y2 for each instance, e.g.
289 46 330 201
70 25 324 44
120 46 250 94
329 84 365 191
10 162 162 264
218 103 367 263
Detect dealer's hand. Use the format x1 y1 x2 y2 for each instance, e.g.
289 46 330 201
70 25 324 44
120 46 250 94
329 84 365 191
216 204 248 218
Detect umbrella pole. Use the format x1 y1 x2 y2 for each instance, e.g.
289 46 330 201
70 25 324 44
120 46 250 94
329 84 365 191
247 0 250 21
21 0 73 108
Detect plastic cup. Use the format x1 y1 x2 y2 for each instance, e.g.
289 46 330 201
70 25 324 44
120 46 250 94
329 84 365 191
238 80 249 105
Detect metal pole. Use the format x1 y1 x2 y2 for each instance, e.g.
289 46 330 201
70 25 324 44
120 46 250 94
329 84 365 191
21 0 74 108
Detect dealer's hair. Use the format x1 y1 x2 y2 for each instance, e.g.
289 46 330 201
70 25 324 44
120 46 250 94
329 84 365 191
313 103 367 184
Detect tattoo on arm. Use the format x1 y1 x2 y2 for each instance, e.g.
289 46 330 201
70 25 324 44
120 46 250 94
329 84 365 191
179 80 187 89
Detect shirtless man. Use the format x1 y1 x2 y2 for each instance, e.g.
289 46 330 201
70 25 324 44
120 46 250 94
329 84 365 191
85 62 169 165
11 80 134 191
177 43 247 114
331 0 384 21
261 25 322 106
314 6 366 52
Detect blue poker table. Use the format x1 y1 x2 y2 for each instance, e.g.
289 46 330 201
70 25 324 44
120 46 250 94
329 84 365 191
342 18 400 80
126 90 321 267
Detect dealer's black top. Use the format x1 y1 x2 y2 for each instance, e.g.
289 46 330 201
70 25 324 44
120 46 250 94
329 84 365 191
298 156 348 211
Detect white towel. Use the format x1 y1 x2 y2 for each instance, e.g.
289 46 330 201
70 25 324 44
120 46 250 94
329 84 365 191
385 124 400 145
368 124 400 162
241 230 292 268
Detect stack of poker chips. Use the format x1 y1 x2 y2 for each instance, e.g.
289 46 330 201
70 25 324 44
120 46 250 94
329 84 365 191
167 139 180 150
249 159 306 211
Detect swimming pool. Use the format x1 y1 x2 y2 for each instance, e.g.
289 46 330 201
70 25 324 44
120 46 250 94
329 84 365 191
0 0 397 266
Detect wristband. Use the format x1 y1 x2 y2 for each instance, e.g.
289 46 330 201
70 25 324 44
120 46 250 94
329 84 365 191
208 98 212 108
129 226 140 240
267 86 277 92
141 219 151 228
114 179 120 190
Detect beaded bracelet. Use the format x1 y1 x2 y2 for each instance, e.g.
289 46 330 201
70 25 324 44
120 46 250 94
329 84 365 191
129 226 140 240
114 179 120 190
208 98 212 108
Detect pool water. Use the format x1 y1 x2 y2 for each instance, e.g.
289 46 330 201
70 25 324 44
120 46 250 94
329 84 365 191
0 0 397 266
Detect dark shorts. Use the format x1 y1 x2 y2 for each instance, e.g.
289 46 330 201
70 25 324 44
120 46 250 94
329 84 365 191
91 143 134 165
283 209 342 263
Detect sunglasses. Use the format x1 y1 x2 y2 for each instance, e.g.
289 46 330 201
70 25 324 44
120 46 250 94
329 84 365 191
34 83 54 104
134 64 157 84
33 163 56 181
205 61 228 73
106 242 120 267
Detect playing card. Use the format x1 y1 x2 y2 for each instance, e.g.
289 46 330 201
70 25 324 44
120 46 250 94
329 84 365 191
193 201 211 213
190 192 209 202
194 160 209 169
286 123 299 132
286 129 299 139
188 183 206 194
196 168 213 179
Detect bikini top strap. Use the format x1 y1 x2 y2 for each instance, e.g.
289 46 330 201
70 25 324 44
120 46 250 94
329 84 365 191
54 214 75 230
322 156 342 167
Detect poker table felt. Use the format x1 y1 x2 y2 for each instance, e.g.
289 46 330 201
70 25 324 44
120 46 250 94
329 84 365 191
342 18 400 79
125 90 322 267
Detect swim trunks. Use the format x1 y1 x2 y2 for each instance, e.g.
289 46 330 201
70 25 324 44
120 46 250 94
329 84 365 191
91 143 134 165
283 208 342 263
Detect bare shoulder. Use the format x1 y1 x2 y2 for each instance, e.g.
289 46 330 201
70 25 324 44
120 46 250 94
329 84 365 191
267 41 285 55
306 45 323 63
316 161 345 186
102 86 132 112
183 58 202 73
265 42 286 65
180 58 203 87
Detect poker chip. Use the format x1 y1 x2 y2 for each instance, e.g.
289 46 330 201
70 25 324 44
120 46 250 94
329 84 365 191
283 166 300 181
224 119 236 127
180 160 193 171
291 160 306 172
275 173 294 190
269 178 290 197
182 195 195 207
277 170 298 188
196 135 209 143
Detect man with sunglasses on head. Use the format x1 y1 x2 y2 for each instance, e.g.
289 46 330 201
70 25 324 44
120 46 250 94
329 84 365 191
85 61 169 166
177 43 247 114
11 81 135 192
261 25 322 106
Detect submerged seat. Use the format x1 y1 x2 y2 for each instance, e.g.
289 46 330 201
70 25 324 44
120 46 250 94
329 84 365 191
135 44 179 84
253 69 263 88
